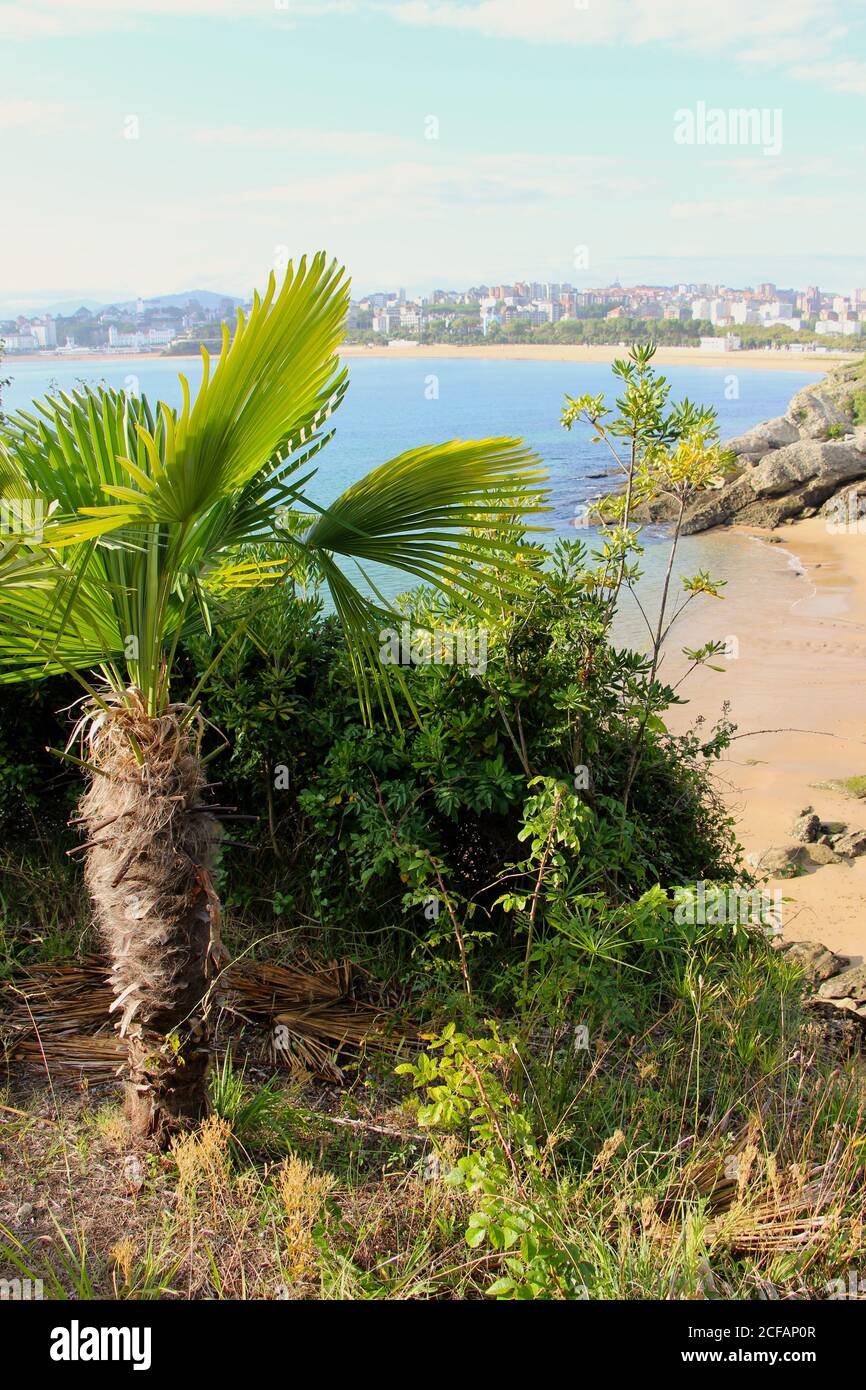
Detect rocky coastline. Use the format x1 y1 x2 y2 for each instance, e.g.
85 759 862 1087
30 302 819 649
639 355 866 534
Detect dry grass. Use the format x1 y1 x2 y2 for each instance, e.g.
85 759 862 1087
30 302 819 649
1 952 409 1084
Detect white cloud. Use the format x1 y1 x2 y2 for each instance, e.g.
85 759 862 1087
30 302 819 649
0 0 255 40
789 59 866 93
0 0 358 40
378 0 862 95
670 193 839 221
191 125 413 158
382 0 829 50
0 98 70 128
236 150 653 218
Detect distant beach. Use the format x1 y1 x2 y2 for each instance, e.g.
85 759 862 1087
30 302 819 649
9 343 859 374
340 343 855 372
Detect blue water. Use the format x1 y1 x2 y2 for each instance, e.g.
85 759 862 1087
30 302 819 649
3 354 816 643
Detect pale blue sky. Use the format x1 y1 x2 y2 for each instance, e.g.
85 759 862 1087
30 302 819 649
2 0 865 312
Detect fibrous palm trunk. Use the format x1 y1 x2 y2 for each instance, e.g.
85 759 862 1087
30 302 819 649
78 693 224 1141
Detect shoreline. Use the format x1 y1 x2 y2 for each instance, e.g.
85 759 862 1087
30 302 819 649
342 343 853 371
7 344 857 373
667 514 866 959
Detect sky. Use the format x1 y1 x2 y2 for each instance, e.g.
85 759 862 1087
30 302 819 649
1 0 865 313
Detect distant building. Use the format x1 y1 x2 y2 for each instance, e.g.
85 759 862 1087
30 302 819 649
815 318 863 337
536 300 563 323
372 310 399 335
399 304 426 331
700 335 741 351
0 331 37 352
31 316 57 348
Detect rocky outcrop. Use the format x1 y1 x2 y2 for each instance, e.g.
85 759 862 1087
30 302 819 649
832 828 866 858
749 806 866 880
777 942 866 1056
782 940 848 986
812 963 866 1019
635 356 866 533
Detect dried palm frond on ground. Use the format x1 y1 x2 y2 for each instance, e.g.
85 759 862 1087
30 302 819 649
650 1111 865 1263
1 952 409 1085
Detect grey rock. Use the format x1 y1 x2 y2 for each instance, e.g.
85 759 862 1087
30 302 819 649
726 415 800 455
15 1202 33 1221
831 828 866 858
782 940 848 985
746 844 803 878
801 841 842 866
791 811 821 843
815 963 866 1011
822 480 866 531
749 439 866 499
678 474 758 534
787 383 853 440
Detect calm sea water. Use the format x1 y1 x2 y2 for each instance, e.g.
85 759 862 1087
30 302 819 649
3 354 816 647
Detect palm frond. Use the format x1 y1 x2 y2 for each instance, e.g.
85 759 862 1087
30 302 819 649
0 254 549 715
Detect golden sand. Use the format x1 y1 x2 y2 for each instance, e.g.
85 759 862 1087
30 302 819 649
666 516 866 959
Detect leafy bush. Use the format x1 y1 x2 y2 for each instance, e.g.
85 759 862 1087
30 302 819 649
168 531 740 993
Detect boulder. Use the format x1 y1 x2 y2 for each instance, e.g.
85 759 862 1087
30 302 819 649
831 828 866 858
822 481 866 532
678 474 756 533
782 940 848 986
726 415 800 455
748 439 866 499
801 841 842 866
791 811 821 843
811 964 866 1020
787 382 854 440
817 963 866 1000
746 844 803 878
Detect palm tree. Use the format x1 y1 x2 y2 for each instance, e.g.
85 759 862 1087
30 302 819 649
0 255 545 1139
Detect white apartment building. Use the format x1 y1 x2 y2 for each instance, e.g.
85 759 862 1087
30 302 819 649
398 305 426 331
815 318 863 337
1 331 37 352
729 301 759 325
108 326 175 349
372 310 400 335
31 316 57 348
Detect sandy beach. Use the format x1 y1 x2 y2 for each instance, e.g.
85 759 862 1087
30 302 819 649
340 343 856 372
11 344 858 374
665 516 866 960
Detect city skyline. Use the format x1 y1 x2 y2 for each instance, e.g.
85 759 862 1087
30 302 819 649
5 271 864 355
2 0 865 310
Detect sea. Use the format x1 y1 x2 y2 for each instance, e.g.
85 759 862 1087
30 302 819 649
3 354 817 648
